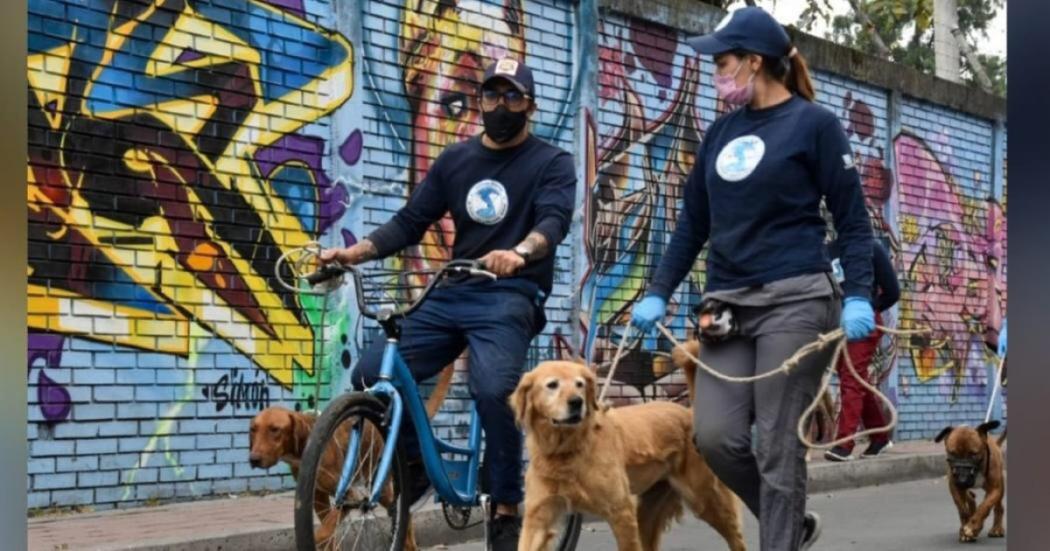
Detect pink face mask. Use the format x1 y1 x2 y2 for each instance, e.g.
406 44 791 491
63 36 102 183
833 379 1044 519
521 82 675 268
714 61 755 106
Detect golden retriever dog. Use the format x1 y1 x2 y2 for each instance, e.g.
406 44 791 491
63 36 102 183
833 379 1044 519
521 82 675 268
248 364 455 549
510 360 746 551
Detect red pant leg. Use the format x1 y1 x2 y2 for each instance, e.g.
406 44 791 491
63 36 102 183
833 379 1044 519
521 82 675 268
834 327 882 451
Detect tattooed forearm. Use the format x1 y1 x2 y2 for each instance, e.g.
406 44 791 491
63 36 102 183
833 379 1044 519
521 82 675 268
517 232 550 261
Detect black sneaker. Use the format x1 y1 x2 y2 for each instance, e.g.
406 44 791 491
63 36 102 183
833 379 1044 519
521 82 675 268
823 445 853 462
801 511 822 550
404 458 431 505
861 440 893 458
488 513 522 551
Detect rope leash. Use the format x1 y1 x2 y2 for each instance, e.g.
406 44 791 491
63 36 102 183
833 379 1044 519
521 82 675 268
599 320 930 450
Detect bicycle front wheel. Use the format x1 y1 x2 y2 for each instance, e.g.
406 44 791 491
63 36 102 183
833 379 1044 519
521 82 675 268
553 512 583 550
294 393 409 551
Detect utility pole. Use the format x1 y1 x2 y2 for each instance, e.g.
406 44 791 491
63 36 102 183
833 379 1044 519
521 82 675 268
933 0 962 82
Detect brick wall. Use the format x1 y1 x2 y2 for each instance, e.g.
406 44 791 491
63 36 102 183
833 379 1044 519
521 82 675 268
26 0 1006 510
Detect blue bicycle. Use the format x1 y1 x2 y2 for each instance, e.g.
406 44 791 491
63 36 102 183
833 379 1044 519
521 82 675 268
279 251 583 551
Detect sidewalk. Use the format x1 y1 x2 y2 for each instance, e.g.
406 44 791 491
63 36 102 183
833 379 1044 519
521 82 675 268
28 440 956 551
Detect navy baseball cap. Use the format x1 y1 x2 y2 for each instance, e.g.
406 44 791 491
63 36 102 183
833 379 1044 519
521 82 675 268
482 58 536 97
687 7 792 58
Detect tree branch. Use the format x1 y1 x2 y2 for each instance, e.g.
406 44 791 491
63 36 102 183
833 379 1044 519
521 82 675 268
845 0 893 59
951 27 994 92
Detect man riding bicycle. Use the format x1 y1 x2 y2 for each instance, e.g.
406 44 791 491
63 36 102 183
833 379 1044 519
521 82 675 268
318 58 576 550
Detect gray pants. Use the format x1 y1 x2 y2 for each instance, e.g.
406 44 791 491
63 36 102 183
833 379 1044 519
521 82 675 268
692 296 841 551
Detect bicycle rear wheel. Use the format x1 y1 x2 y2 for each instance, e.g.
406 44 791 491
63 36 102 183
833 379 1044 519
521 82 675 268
294 393 409 551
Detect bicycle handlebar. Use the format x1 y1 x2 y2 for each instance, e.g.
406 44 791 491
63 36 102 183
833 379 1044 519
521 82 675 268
304 259 497 320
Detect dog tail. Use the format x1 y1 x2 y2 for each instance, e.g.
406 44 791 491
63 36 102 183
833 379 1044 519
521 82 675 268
424 363 456 419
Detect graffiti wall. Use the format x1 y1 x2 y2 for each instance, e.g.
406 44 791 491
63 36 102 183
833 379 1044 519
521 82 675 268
26 0 1006 510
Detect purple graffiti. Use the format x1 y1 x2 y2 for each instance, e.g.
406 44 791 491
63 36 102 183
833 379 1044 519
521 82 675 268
261 0 306 17
339 129 363 166
341 228 357 247
175 49 206 64
28 333 71 423
628 18 677 89
254 134 347 235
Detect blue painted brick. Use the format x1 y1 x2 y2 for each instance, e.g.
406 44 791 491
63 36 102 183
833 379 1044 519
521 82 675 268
57 456 99 472
136 483 175 501
196 434 232 450
198 464 232 479
51 489 94 507
179 420 219 433
74 404 115 421
27 491 51 509
121 468 158 485
77 436 117 453
34 473 76 490
165 435 197 451
138 421 176 436
28 458 54 475
94 386 135 402
54 422 98 439
31 440 74 457
118 437 150 452
212 478 249 494
78 471 118 488
175 481 211 498
181 451 216 465
94 486 128 504
159 466 195 482
74 369 114 385
99 422 138 437
216 449 247 464
99 453 140 470
118 403 157 419
249 476 286 492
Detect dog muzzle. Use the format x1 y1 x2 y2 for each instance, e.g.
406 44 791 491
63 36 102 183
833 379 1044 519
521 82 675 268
694 298 739 344
947 456 982 489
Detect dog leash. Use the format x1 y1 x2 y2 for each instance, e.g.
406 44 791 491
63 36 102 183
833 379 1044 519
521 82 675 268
600 320 930 450
984 354 1006 424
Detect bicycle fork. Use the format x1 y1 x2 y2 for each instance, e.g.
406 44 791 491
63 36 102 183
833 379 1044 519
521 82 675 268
333 387 404 509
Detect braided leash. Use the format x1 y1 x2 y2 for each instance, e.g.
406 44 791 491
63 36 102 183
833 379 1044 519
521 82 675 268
599 320 930 450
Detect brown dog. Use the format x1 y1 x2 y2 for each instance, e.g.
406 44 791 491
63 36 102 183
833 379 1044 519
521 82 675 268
248 364 455 549
511 360 746 551
934 420 1007 542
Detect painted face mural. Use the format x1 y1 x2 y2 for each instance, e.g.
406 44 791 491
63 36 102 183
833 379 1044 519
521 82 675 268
27 0 354 421
399 0 526 272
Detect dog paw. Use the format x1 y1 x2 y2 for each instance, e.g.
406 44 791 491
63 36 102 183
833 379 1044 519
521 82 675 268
989 527 1005 538
960 525 979 542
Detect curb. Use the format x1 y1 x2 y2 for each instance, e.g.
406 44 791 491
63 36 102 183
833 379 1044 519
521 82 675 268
108 451 951 550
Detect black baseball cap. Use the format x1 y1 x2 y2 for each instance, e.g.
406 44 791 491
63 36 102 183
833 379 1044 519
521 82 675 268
481 58 535 97
686 7 792 58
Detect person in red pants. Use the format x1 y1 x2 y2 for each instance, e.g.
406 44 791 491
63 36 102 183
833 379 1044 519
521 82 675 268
824 237 900 461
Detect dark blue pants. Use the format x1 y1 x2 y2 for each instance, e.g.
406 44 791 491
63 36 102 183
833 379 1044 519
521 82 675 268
350 280 544 505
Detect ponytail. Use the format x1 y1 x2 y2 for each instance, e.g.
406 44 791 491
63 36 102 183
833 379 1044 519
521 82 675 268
758 45 816 102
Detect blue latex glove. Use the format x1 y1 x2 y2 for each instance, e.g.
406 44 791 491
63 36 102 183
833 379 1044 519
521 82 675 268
631 295 667 333
997 318 1007 357
841 297 876 341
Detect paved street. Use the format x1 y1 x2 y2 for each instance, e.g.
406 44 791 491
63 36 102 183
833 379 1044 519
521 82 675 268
429 477 1008 550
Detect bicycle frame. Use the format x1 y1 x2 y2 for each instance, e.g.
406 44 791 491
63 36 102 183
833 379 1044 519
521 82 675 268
333 341 484 511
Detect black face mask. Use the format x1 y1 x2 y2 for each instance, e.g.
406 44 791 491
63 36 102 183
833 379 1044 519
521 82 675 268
482 105 528 143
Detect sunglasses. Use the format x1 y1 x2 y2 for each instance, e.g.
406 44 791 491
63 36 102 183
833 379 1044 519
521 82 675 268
480 88 530 111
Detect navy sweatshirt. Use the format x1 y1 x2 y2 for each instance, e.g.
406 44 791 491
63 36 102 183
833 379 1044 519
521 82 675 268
367 135 577 295
829 238 899 313
649 95 874 301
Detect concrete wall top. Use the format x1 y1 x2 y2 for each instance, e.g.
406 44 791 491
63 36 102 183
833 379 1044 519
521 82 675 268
600 0 1006 122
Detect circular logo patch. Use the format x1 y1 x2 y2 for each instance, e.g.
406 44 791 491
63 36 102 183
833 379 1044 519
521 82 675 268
465 179 509 225
715 135 766 182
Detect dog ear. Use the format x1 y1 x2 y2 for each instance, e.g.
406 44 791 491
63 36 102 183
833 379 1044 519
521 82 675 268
934 426 954 443
976 420 1001 438
510 370 535 428
584 367 600 413
290 411 310 456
